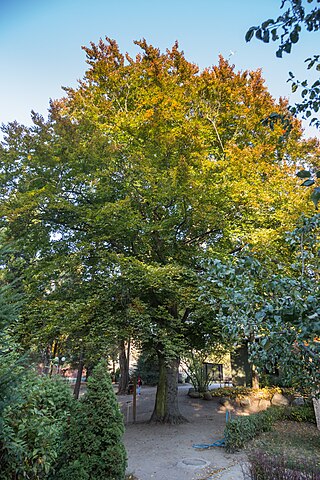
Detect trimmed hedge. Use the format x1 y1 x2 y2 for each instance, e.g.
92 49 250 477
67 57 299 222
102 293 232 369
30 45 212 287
225 406 285 452
224 405 316 452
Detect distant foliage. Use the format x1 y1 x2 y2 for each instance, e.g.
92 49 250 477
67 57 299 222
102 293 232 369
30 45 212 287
135 350 159 386
55 360 127 480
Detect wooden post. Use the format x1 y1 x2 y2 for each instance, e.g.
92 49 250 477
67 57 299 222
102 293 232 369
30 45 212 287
313 397 320 430
49 341 58 377
132 376 137 423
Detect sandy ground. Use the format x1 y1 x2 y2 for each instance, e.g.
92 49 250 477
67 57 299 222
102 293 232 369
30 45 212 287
117 385 247 480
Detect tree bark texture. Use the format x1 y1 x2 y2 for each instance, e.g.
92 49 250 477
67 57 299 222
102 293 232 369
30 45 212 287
49 341 58 377
251 365 260 389
73 349 84 399
150 354 187 424
117 339 130 395
43 344 52 375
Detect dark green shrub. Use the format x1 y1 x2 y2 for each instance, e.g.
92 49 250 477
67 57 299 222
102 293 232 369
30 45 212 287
225 404 316 453
284 405 316 424
56 360 127 480
0 368 73 480
225 406 286 452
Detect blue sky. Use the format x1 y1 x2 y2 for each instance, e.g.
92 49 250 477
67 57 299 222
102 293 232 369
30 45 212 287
0 0 319 138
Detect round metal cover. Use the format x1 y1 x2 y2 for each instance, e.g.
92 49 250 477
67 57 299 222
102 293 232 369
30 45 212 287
178 458 210 469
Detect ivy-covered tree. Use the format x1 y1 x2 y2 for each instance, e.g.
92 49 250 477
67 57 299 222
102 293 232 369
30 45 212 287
0 38 318 423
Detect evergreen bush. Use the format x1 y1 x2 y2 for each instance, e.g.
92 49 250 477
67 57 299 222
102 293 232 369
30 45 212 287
225 406 286 452
225 405 316 452
56 360 127 480
0 368 73 480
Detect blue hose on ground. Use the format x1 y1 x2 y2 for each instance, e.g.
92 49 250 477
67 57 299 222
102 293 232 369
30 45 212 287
192 410 231 449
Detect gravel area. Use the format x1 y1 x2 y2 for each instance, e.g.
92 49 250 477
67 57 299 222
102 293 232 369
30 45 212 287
117 384 247 480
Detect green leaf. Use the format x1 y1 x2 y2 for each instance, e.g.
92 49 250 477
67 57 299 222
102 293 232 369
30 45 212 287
296 170 311 179
290 30 299 44
283 43 292 54
316 171 320 178
263 30 270 43
311 187 320 209
300 179 315 187
245 27 257 42
255 28 263 40
261 19 274 30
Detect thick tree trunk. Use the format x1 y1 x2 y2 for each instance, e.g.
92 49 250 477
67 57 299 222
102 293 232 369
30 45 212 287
73 350 84 399
251 365 260 389
49 341 58 377
43 344 52 375
150 354 187 424
117 339 130 395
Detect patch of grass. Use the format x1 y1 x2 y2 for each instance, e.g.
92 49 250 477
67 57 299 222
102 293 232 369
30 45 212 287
244 449 320 479
247 421 320 475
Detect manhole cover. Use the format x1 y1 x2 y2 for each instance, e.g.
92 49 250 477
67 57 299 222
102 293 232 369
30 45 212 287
178 458 210 469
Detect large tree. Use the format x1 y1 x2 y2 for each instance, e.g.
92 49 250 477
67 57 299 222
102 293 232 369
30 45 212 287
0 38 317 422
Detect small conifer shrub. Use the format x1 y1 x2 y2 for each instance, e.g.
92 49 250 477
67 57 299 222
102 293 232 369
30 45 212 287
56 360 127 480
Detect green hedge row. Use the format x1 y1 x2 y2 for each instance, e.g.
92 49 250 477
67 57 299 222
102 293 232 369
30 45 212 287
224 405 316 452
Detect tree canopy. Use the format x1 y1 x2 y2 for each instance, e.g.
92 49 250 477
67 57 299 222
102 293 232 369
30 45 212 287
1 38 319 421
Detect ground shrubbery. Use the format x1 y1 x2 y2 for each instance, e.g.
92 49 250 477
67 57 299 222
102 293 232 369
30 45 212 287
0 352 73 480
225 405 316 452
244 450 320 480
225 406 285 452
0 356 127 480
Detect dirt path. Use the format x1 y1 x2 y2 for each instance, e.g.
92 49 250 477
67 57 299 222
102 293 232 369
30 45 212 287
117 385 246 480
